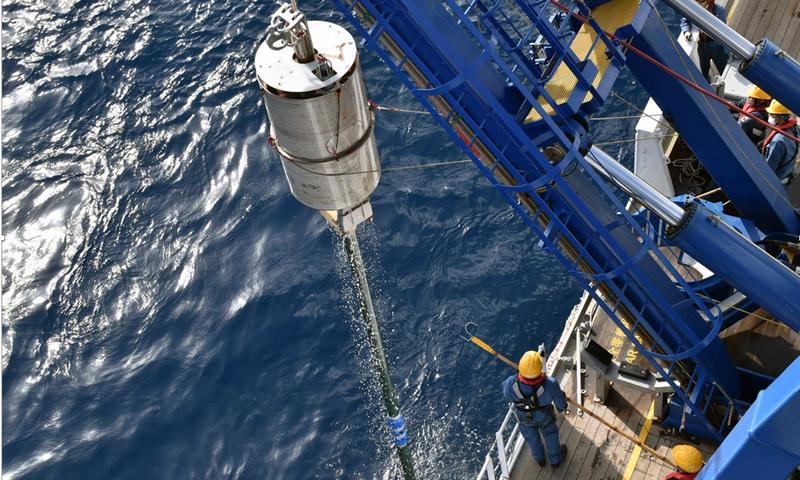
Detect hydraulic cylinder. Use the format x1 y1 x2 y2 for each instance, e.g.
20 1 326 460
663 0 800 117
666 201 800 330
587 147 800 330
739 38 800 118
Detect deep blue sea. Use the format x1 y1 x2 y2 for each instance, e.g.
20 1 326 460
2 1 667 478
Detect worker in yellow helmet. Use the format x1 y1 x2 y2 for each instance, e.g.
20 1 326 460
661 444 704 479
760 100 798 185
502 350 567 468
737 85 772 144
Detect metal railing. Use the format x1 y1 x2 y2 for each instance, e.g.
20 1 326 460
475 292 592 479
476 407 523 480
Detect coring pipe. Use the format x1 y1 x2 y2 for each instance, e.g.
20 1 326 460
343 232 416 480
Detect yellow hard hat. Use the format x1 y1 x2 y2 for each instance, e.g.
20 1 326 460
767 100 792 115
518 351 543 379
672 445 703 473
747 85 771 100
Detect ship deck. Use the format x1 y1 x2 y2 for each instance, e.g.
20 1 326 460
728 0 800 60
719 309 800 378
509 304 800 480
508 377 715 480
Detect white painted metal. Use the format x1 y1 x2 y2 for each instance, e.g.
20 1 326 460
476 408 516 480
339 202 373 234
720 63 751 101
484 456 496 480
499 406 514 431
506 423 521 465
508 432 525 474
255 21 357 93
679 252 715 279
678 25 702 68
256 20 381 211
633 99 676 198
574 328 583 415
495 431 511 480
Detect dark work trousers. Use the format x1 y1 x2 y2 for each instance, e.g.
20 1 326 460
519 411 562 464
698 40 728 81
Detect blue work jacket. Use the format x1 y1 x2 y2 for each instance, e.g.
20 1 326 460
765 126 799 183
502 374 567 426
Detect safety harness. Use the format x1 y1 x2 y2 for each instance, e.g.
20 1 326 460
738 104 768 144
740 103 767 117
511 375 547 422
761 118 798 155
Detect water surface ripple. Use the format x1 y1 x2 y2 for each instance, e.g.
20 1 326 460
3 1 656 478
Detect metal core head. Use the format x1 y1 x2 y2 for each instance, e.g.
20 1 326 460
266 3 315 63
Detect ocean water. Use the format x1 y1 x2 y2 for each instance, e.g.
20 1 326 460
2 1 660 478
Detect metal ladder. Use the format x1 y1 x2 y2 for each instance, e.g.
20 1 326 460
332 0 740 440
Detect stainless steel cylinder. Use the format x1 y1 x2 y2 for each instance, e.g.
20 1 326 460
293 30 315 64
586 146 685 226
255 20 381 211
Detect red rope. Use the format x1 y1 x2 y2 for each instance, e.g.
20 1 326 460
547 0 800 145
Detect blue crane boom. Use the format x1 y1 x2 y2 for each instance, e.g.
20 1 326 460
327 0 800 466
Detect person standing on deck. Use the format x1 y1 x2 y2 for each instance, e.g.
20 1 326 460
661 444 704 479
760 100 799 185
681 0 728 82
737 85 772 145
501 351 568 468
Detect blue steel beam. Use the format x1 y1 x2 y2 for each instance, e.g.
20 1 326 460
697 356 800 480
333 0 744 412
623 11 799 235
587 147 800 329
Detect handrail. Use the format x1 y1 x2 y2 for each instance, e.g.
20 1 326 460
475 406 521 480
574 327 583 415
